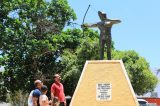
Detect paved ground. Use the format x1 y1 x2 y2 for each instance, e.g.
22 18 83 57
0 103 10 106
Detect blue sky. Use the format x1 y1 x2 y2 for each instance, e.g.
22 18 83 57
67 0 160 69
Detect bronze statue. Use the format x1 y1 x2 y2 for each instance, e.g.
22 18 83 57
82 11 121 60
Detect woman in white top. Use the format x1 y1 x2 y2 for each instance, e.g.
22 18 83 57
39 85 51 106
28 90 34 106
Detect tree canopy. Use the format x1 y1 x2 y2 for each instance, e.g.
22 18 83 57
113 50 158 95
0 0 76 102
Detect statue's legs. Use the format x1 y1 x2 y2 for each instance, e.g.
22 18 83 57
106 34 111 60
100 39 105 60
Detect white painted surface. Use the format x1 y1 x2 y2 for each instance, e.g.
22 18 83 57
0 103 10 106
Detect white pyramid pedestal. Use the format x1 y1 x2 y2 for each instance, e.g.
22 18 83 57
70 60 139 106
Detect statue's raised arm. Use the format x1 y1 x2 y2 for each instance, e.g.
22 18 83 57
81 23 98 28
81 11 107 29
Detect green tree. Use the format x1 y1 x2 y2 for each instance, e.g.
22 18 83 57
112 50 158 95
0 0 76 102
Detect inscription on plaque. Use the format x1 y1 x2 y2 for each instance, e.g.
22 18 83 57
96 83 111 101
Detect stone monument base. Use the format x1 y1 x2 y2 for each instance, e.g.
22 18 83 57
70 60 138 106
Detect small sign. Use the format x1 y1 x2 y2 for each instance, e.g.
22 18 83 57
96 83 111 101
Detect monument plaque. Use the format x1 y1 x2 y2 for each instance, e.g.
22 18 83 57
96 83 111 101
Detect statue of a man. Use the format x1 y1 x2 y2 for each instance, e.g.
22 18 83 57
82 11 121 60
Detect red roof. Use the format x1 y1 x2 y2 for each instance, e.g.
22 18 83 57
141 98 160 106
